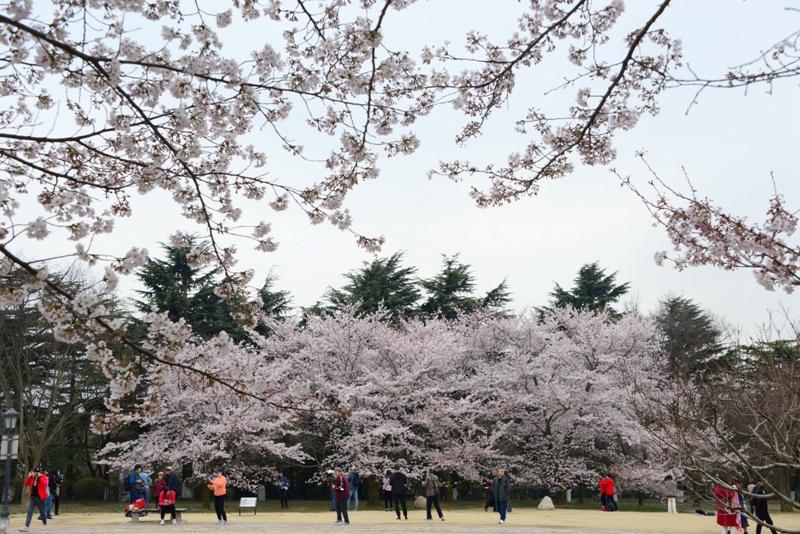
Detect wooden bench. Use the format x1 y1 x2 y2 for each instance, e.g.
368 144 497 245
128 508 187 524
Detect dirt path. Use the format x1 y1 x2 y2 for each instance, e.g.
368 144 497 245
5 508 798 534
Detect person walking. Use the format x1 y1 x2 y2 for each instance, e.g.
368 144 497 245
715 475 739 534
275 472 290 509
158 486 178 525
732 479 749 534
165 467 180 496
208 467 228 525
52 470 63 516
389 465 408 521
423 468 444 521
600 474 618 512
664 475 678 514
36 469 54 521
484 469 497 512
598 473 608 510
41 469 57 520
326 470 336 511
19 467 48 532
331 467 351 526
347 467 360 511
382 470 393 512
750 480 778 534
492 468 511 525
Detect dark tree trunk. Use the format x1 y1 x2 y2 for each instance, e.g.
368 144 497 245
366 475 378 505
443 472 454 502
201 485 211 509
781 467 794 512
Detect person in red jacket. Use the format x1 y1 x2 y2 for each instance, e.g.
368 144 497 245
599 474 618 512
331 467 351 526
715 474 739 534
158 487 178 525
19 467 49 532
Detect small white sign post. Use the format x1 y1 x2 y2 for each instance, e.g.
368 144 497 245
239 497 258 515
0 435 18 460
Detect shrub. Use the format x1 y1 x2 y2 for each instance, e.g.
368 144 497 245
74 477 108 500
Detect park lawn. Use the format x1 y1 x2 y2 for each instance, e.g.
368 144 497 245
8 506 800 534
54 497 706 515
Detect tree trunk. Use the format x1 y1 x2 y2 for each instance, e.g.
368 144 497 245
19 484 30 513
781 467 794 512
638 490 644 506
578 482 584 504
443 471 454 503
367 475 378 505
554 489 567 505
201 484 211 509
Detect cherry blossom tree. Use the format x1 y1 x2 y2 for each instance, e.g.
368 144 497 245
475 306 660 489
103 304 664 497
0 0 436 417
628 317 800 529
2 0 792 430
613 156 800 294
258 307 508 482
97 332 323 489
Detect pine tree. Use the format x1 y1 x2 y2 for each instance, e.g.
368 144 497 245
420 254 511 320
551 262 630 315
321 252 421 320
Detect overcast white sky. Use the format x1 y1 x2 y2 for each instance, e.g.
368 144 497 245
14 0 800 336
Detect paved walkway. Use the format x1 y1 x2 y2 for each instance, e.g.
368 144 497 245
8 521 649 534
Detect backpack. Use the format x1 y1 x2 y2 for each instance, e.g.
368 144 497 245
351 472 360 487
123 475 132 492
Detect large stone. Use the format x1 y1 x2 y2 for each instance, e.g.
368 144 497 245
181 481 194 500
538 496 555 510
414 495 427 509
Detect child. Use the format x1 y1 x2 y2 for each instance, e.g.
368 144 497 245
124 497 147 517
158 486 177 525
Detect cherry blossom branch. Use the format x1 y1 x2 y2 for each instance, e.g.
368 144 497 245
615 155 800 293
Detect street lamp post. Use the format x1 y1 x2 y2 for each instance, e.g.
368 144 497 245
0 407 20 532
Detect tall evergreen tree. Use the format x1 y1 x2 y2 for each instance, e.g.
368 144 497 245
551 262 630 315
134 237 244 340
420 254 511 320
321 252 421 320
259 273 292 318
653 295 723 377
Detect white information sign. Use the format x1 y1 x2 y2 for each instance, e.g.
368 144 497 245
0 435 19 460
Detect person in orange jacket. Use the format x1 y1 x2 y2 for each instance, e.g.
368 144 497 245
19 467 49 532
208 467 228 525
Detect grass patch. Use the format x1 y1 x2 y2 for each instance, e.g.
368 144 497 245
57 497 704 515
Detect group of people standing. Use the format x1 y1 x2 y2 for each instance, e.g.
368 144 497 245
482 469 513 524
125 464 183 525
715 476 777 534
18 467 63 532
328 463 459 526
379 465 450 524
598 474 618 512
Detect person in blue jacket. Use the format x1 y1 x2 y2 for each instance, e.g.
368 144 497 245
275 472 290 509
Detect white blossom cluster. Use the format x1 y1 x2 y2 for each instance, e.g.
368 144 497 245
100 305 662 490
